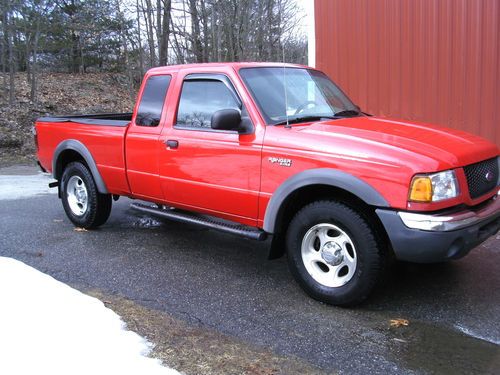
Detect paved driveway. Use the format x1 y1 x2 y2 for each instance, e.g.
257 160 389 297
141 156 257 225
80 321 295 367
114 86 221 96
1 168 499 374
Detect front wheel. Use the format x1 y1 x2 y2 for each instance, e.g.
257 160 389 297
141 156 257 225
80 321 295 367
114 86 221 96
61 162 112 229
286 200 385 306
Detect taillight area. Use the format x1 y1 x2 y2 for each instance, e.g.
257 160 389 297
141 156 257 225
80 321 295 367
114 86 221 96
32 125 39 151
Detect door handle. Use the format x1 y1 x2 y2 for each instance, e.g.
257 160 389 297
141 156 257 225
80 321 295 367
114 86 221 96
165 140 179 149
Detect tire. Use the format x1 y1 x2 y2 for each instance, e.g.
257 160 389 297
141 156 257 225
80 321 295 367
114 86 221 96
61 161 112 229
286 200 385 306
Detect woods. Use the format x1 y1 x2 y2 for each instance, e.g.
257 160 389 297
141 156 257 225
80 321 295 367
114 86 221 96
0 0 307 103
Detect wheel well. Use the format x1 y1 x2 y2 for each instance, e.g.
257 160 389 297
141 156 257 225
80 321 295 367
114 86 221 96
55 149 87 180
269 184 393 259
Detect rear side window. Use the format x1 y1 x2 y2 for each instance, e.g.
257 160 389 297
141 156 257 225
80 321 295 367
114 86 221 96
175 80 239 129
136 75 171 126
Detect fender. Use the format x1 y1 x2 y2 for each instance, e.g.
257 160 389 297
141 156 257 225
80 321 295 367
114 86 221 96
52 139 109 194
263 168 389 233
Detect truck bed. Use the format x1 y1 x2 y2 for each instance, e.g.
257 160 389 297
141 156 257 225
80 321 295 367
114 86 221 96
36 113 132 195
37 112 133 127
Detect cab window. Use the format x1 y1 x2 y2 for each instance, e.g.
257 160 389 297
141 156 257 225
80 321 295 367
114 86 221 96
175 80 240 129
136 75 171 126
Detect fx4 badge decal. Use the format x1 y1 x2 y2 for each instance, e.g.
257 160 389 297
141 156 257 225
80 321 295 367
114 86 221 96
268 157 292 167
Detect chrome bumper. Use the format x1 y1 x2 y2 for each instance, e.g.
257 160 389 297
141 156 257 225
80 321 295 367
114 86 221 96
398 193 500 232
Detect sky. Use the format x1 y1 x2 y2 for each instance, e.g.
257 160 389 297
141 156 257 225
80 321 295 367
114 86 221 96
298 0 314 33
298 0 315 66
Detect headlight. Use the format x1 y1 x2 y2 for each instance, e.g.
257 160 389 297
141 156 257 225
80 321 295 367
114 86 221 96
409 170 459 202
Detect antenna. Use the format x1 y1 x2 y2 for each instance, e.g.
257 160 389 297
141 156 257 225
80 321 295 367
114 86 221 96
282 42 290 128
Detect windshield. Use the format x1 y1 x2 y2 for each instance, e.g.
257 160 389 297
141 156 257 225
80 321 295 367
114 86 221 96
239 67 360 125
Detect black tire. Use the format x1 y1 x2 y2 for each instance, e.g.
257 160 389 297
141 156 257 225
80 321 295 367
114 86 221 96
286 200 385 306
61 161 112 229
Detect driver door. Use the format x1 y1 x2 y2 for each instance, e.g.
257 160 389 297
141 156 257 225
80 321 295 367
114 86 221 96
159 72 263 226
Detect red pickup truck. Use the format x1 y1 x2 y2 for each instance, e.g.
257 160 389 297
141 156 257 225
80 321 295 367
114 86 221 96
35 63 500 306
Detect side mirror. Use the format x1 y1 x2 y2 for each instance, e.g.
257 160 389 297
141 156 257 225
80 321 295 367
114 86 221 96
211 109 242 132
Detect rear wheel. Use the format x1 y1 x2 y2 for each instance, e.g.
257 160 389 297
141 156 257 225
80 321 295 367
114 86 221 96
61 162 112 228
286 200 385 306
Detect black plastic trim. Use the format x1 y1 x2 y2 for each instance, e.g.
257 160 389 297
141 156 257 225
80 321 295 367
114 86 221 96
37 112 132 127
263 168 389 233
52 139 109 194
183 73 242 107
376 208 500 263
37 160 47 173
131 203 267 241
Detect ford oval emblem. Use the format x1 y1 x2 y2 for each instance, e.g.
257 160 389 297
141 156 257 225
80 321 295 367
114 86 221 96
485 171 494 182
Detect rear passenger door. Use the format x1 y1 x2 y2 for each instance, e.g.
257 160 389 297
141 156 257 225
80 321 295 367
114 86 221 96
159 73 262 226
126 74 172 200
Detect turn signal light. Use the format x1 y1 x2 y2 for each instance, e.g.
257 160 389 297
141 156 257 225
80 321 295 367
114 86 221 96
409 177 433 202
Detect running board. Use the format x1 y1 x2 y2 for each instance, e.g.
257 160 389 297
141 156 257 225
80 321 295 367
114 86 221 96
130 203 268 241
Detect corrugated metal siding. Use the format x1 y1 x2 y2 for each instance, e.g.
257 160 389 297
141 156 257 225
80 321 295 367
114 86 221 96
315 0 500 146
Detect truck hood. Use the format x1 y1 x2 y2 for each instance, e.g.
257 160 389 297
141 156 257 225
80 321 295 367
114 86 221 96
293 116 499 171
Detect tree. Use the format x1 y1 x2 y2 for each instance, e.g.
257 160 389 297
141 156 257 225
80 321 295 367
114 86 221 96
0 0 306 97
158 0 171 65
166 0 305 64
5 0 15 104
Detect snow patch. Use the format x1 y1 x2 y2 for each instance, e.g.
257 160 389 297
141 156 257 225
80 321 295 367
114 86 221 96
0 173 57 200
0 257 180 375
455 324 500 345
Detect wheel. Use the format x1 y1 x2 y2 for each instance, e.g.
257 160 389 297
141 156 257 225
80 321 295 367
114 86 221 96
286 200 384 306
61 161 112 229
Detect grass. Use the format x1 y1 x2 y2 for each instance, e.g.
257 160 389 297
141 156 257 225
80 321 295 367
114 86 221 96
87 290 330 375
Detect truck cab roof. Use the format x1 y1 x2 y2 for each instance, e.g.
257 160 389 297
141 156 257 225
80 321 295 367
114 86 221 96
146 62 311 74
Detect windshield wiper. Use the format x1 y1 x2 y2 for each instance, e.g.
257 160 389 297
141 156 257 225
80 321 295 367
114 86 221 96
274 115 338 126
334 109 361 117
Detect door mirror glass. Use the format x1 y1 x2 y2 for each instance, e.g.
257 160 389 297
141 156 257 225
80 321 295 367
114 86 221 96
211 109 241 132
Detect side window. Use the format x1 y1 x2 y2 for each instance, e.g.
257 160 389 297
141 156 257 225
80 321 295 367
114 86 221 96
136 75 171 126
176 80 240 129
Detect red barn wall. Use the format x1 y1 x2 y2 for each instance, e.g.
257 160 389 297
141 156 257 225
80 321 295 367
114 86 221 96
314 0 500 146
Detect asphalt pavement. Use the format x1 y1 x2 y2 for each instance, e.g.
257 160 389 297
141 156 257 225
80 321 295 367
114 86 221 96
1 168 499 374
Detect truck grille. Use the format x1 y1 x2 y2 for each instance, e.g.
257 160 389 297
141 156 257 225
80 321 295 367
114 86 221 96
463 157 499 199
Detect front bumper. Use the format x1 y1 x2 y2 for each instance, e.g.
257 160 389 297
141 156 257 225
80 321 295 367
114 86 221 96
376 194 500 263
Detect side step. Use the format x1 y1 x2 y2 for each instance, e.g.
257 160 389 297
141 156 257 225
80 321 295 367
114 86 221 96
130 203 268 241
